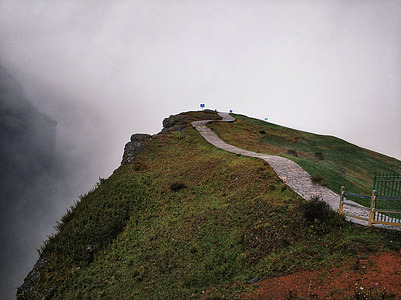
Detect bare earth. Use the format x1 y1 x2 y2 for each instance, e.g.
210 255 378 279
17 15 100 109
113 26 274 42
254 251 401 299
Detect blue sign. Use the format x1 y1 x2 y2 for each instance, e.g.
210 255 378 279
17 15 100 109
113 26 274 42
230 110 233 113
264 118 268 121
200 103 205 108
179 126 182 132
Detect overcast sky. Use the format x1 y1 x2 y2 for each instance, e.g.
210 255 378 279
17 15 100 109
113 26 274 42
1 0 400 167
0 1 400 298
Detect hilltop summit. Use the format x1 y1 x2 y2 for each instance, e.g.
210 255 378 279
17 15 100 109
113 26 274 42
17 110 401 299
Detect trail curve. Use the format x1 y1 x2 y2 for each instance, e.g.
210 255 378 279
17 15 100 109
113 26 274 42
192 112 396 229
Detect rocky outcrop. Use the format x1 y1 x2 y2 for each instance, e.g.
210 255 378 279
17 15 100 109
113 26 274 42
121 133 152 166
161 114 186 133
130 133 152 142
121 113 189 166
162 114 185 128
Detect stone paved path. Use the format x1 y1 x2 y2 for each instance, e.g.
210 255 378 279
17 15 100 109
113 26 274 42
192 112 400 230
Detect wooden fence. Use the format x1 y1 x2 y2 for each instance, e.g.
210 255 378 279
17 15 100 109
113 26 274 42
372 173 401 226
339 186 401 227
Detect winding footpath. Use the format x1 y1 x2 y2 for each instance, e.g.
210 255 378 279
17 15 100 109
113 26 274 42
192 112 399 230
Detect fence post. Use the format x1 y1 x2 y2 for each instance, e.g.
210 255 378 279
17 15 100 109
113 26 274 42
368 190 377 227
339 186 345 215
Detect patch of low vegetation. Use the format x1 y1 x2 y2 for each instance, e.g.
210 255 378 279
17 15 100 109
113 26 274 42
287 149 298 157
311 174 329 186
350 283 395 300
34 174 157 297
21 110 401 299
314 151 324 161
301 196 345 234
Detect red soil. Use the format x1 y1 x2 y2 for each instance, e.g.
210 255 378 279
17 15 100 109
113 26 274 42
254 251 401 299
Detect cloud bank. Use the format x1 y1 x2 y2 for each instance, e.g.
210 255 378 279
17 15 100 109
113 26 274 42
1 0 400 160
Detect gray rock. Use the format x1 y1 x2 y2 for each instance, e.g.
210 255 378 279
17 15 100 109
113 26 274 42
162 114 185 129
247 277 260 284
131 133 152 142
121 134 151 166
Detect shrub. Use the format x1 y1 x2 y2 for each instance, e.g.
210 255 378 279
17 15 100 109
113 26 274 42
301 196 345 235
287 149 298 157
314 152 324 161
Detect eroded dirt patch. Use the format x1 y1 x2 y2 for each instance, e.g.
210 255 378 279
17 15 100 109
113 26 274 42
254 251 401 299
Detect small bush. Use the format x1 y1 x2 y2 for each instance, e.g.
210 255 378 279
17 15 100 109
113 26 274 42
170 182 187 192
301 196 345 234
314 152 324 161
287 149 298 157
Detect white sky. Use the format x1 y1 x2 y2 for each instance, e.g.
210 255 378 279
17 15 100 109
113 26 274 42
1 0 400 177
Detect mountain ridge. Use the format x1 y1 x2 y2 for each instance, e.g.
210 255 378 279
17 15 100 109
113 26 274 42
17 110 401 299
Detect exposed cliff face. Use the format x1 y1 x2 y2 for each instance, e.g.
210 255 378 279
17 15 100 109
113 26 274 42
120 114 191 166
121 134 152 166
161 114 186 132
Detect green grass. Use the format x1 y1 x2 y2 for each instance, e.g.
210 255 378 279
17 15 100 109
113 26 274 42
22 110 401 300
209 113 401 206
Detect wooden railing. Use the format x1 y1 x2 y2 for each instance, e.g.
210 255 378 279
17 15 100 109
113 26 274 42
339 186 401 227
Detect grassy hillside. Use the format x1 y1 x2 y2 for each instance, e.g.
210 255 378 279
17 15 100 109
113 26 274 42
209 114 401 206
19 111 401 299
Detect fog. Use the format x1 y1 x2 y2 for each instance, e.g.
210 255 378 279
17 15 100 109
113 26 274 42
0 1 400 299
